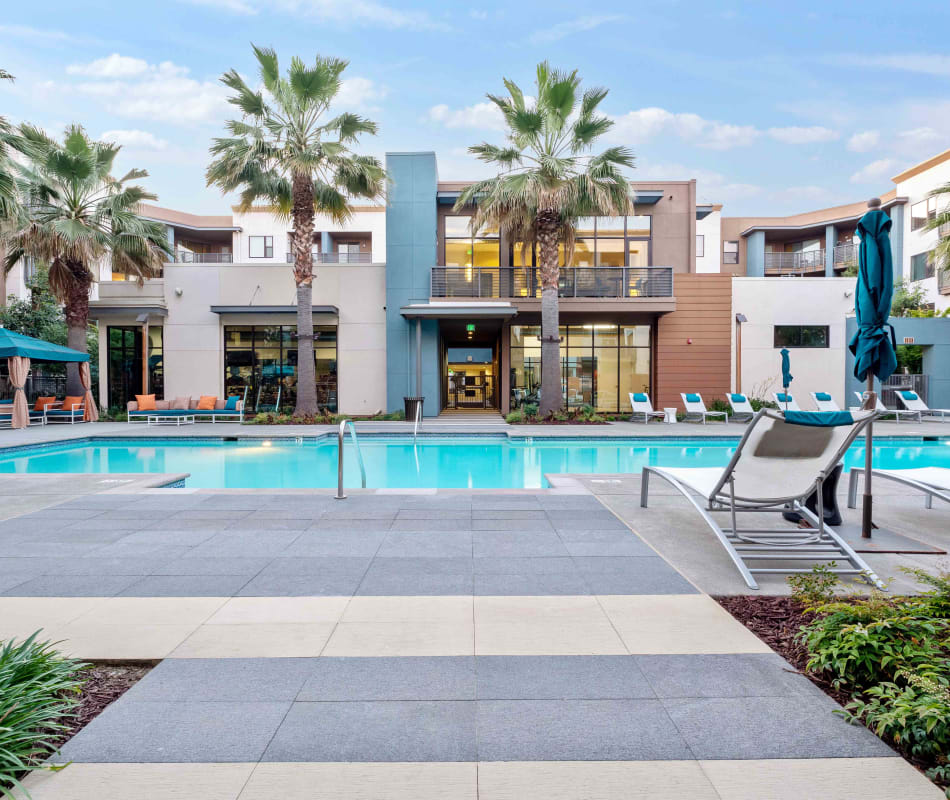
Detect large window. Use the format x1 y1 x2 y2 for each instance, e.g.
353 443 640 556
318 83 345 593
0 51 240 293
911 251 935 282
249 236 274 258
107 326 163 409
773 325 829 348
512 216 651 268
723 240 739 264
224 325 337 413
911 197 937 232
443 215 500 267
509 323 650 413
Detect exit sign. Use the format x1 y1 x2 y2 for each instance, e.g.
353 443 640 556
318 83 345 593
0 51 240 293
903 337 915 344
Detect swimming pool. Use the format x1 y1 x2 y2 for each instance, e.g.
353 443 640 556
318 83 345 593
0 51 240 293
0 436 947 489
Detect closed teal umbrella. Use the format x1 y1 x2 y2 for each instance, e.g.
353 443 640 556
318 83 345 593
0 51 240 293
848 199 897 538
780 348 793 410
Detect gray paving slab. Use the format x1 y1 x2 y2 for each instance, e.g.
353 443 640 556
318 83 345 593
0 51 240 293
84 542 191 560
473 556 579 575
237 572 365 597
150 556 271 576
397 509 472 520
474 571 592 595
39 555 175 576
310 518 394 531
475 656 655 700
8 542 105 557
389 518 472 532
124 658 317 702
2 574 140 597
264 701 477 762
573 556 698 594
0 573 33 593
140 518 229 531
297 657 476 701
19 529 132 545
104 529 219 547
377 531 473 558
356 557 474 596
559 530 656 557
119 574 252 597
226 517 312 531
662 695 895 759
473 531 570 557
282 530 386 557
476 699 692 761
56 700 291 763
187 530 302 557
471 518 555 532
256 556 371 577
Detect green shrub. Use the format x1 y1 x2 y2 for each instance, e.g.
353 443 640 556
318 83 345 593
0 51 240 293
0 633 87 796
749 397 779 411
505 410 526 424
902 567 950 619
522 403 538 417
787 563 840 607
708 398 732 415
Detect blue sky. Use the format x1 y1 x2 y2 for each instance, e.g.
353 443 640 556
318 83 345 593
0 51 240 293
2 0 948 216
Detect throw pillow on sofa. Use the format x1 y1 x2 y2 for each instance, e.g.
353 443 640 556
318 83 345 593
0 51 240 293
135 394 156 411
197 395 217 411
62 395 85 411
172 396 192 410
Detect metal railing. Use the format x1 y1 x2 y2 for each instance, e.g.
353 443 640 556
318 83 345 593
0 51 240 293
430 266 674 299
833 243 858 267
172 251 233 263
286 252 373 265
764 250 825 275
882 374 929 409
412 398 423 443
723 251 739 264
335 418 367 500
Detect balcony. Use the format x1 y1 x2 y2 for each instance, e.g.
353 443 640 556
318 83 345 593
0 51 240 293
764 250 825 276
171 250 233 264
430 266 674 299
285 252 373 265
833 243 858 269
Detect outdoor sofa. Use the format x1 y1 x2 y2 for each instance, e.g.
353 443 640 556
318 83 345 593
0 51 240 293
127 395 244 424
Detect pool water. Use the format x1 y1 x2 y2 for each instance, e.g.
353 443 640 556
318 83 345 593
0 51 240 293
0 436 947 489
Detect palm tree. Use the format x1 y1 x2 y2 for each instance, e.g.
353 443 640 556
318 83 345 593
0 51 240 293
0 69 19 222
3 124 170 394
925 182 950 282
456 63 634 415
207 45 386 417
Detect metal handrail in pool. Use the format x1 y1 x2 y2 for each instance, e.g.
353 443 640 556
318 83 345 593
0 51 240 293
335 418 367 499
413 400 423 443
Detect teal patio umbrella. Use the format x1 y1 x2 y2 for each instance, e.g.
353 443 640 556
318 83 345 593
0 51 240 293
848 198 898 538
779 348 793 410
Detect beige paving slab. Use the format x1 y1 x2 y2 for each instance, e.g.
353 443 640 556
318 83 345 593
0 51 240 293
239 762 478 799
170 622 336 658
72 597 229 626
474 596 627 656
598 594 772 654
205 596 349 625
700 757 944 800
17 763 255 800
478 761 719 800
341 595 473 624
322 620 474 657
0 597 107 628
47 622 198 660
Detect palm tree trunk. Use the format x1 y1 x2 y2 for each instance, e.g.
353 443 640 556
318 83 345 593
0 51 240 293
537 210 562 416
291 172 319 418
64 262 91 397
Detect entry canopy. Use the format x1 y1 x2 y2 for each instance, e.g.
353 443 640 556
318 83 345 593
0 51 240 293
0 328 90 362
400 302 518 319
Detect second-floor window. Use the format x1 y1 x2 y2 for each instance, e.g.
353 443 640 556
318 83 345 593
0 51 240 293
910 197 937 232
774 325 829 348
443 215 499 267
723 240 739 264
696 234 704 258
249 236 274 258
911 251 935 282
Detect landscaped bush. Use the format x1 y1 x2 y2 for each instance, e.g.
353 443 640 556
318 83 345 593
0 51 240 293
247 410 405 425
505 405 607 425
0 633 87 797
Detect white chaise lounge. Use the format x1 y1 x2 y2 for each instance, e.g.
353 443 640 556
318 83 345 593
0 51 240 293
848 467 950 510
896 390 950 422
810 392 840 412
628 392 665 424
680 393 728 424
773 392 801 411
726 393 754 422
640 408 883 590
851 391 920 422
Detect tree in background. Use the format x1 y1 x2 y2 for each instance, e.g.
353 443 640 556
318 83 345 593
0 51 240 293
207 45 385 417
456 63 634 415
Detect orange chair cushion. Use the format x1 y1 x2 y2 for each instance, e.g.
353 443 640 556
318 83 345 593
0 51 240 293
135 394 156 411
34 396 56 412
197 395 217 411
63 395 85 411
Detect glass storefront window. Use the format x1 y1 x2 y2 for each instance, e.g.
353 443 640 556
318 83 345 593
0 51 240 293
107 326 163 409
626 216 651 237
596 238 625 267
516 215 652 268
570 239 596 267
597 216 625 236
628 241 649 268
444 215 499 266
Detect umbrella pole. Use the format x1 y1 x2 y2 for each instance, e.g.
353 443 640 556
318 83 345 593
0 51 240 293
862 374 874 539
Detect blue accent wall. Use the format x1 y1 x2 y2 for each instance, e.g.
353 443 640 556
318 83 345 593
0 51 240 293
846 316 950 409
824 224 836 276
747 231 765 276
384 153 441 415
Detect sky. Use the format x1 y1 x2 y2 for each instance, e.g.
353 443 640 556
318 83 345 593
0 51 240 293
1 0 948 217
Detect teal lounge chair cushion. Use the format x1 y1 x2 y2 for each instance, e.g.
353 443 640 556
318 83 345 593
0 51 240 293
901 391 918 400
784 410 854 427
730 394 746 403
632 393 648 403
815 392 832 402
776 393 792 403
45 409 81 417
685 393 701 403
225 395 239 411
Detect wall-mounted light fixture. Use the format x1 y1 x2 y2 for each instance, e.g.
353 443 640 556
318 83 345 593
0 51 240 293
174 287 183 297
735 313 748 393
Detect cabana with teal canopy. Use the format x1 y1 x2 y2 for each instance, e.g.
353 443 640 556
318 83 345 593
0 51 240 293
0 328 96 428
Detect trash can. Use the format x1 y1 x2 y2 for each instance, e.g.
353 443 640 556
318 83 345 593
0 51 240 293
404 396 424 421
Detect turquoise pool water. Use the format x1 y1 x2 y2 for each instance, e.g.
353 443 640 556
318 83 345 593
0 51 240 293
0 436 947 489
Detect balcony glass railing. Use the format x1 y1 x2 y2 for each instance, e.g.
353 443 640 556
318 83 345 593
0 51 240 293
430 266 673 299
764 250 825 275
172 251 233 263
285 252 373 264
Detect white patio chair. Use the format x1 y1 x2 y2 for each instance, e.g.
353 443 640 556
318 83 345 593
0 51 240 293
810 392 841 412
628 392 665 424
848 467 950 510
640 408 883 590
680 393 728 424
896 390 949 422
851 391 920 422
726 393 754 423
773 392 801 411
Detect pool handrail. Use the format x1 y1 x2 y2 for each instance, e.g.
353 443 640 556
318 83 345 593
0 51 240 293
413 399 423 442
335 418 367 499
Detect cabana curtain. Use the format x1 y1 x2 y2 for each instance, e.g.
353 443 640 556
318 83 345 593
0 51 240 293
7 356 30 429
80 361 99 422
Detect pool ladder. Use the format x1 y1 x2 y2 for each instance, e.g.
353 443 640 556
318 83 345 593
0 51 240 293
413 399 423 443
335 418 367 500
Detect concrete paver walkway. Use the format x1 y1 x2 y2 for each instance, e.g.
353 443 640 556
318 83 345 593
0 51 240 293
2 489 941 799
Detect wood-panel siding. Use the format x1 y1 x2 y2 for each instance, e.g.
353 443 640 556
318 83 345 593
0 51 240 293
655 274 732 409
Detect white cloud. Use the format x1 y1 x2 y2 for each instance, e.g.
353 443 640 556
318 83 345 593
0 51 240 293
0 23 96 45
428 102 505 131
182 0 258 13
830 53 950 77
336 77 387 110
67 54 150 78
897 126 942 151
100 129 169 151
767 126 839 144
636 159 761 205
528 15 625 45
610 107 759 150
847 130 880 153
850 158 901 184
182 0 450 29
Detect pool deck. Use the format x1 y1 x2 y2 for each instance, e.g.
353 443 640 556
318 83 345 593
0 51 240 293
1 420 947 799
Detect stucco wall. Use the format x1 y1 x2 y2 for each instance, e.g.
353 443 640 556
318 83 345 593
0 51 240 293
695 210 721 273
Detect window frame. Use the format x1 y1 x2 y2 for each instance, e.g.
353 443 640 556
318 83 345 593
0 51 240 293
696 234 705 258
248 235 274 259
773 324 830 349
723 240 739 264
910 250 935 282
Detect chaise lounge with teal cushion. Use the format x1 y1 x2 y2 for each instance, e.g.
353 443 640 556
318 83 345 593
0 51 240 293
726 393 754 422
127 396 244 423
895 390 949 422
0 403 46 427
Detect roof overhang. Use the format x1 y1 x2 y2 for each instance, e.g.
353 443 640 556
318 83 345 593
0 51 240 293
633 190 664 205
400 302 518 319
141 217 241 233
88 305 167 319
740 197 907 237
696 204 715 220
210 305 339 315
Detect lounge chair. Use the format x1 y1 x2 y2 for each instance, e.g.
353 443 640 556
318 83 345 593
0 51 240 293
773 392 801 411
680 393 728 424
896 390 949 422
848 467 950 510
628 392 665 424
0 404 46 427
851 391 919 422
640 408 883 590
726 393 754 422
810 392 840 412
44 398 86 424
